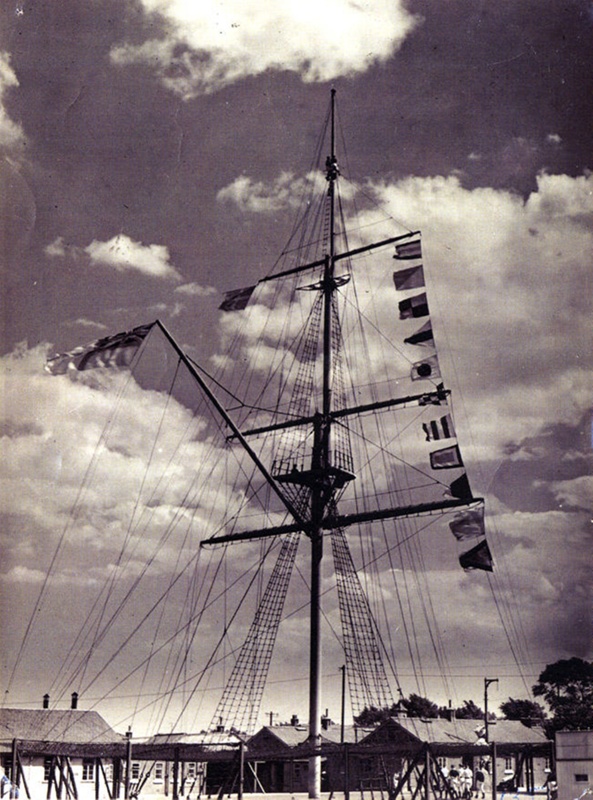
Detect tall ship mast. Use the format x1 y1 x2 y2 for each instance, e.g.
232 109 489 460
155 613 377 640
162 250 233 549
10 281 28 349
37 90 493 800
198 89 489 798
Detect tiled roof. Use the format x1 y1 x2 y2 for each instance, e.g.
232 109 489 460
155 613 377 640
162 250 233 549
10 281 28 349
0 708 123 745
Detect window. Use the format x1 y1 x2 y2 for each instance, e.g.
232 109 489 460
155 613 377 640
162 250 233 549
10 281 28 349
504 758 513 771
131 763 140 781
186 763 196 780
360 758 373 778
154 763 164 782
44 758 53 782
437 757 448 769
82 760 95 782
575 775 589 783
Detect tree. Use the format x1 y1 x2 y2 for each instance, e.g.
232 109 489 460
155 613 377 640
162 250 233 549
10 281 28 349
354 693 439 726
353 705 393 726
533 657 593 737
453 699 484 719
500 697 546 727
401 693 439 718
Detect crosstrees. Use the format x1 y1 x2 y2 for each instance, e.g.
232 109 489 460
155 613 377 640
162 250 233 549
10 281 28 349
331 525 394 718
209 532 300 735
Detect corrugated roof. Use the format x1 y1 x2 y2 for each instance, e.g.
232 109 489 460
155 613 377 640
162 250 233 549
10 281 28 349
0 708 123 745
146 731 242 748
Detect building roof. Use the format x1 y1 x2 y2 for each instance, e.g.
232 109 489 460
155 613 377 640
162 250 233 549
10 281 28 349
247 723 374 756
144 731 242 748
0 708 124 754
366 717 548 747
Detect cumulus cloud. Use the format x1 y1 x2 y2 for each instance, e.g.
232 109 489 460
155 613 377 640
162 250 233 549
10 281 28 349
84 234 181 279
65 318 109 331
212 169 593 470
551 475 593 511
218 170 361 214
110 0 419 98
175 282 218 297
0 338 282 713
218 171 325 213
364 173 593 461
4 163 592 718
0 52 24 150
44 236 68 258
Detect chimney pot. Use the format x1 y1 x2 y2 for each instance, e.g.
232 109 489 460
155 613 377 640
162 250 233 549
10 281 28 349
43 694 50 709
71 692 79 709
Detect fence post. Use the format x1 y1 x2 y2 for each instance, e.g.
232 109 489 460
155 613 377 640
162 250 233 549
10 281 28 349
124 730 132 800
10 740 19 798
238 741 245 800
344 744 350 800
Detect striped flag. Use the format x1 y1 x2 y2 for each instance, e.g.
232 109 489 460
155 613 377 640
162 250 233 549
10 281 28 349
422 414 455 441
45 323 155 375
394 239 422 260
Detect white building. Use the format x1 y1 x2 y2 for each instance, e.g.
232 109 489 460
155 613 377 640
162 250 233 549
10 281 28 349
0 704 125 800
556 730 593 800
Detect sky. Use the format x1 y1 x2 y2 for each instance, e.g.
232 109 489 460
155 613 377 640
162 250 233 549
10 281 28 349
0 0 592 737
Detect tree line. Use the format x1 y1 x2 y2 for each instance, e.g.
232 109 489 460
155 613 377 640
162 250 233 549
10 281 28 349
354 657 593 738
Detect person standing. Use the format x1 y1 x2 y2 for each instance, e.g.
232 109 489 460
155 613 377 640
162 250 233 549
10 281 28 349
474 763 486 799
461 764 473 799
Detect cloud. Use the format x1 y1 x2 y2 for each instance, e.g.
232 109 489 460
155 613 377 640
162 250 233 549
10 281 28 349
218 171 324 213
0 339 276 715
84 234 181 279
362 172 593 453
175 282 218 297
44 236 68 258
65 318 109 331
217 170 358 214
0 52 25 150
110 0 419 98
551 475 593 511
488 505 592 656
4 164 592 720
212 169 593 471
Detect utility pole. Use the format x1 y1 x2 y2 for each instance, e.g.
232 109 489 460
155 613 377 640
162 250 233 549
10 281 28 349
484 678 499 743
